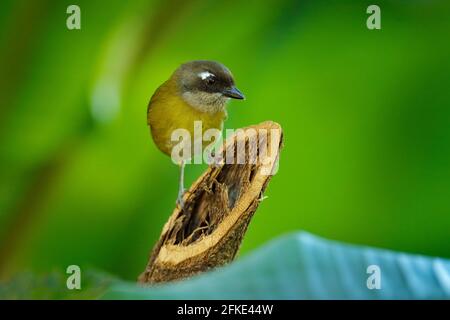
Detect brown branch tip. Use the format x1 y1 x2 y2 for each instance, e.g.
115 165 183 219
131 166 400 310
138 121 284 284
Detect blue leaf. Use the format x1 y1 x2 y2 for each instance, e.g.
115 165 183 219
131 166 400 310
103 232 450 299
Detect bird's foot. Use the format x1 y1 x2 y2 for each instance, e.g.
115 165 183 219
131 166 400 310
258 193 268 202
176 188 186 209
207 151 224 169
210 160 223 169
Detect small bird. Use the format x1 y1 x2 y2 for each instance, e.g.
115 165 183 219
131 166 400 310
147 60 245 207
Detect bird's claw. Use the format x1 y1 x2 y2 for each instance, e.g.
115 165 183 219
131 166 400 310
258 194 268 202
210 160 223 169
176 188 186 209
207 150 224 169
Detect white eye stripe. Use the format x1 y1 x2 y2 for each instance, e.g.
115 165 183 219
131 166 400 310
198 71 214 80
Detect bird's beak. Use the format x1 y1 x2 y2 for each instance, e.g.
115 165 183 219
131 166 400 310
222 86 245 100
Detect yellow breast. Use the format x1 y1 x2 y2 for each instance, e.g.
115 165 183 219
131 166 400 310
147 79 226 157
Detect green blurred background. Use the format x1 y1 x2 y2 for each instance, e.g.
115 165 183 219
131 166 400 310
0 0 449 282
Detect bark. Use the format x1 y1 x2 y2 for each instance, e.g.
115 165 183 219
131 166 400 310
138 121 283 284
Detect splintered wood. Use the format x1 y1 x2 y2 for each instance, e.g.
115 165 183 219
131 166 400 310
139 121 283 284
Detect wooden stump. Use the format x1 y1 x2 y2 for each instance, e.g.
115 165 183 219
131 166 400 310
138 121 283 284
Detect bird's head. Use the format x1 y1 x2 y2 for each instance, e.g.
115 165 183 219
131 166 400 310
174 60 245 113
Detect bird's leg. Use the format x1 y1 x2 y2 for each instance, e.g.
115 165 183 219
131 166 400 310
176 160 186 208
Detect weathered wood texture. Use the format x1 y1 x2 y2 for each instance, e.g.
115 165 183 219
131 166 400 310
139 121 283 284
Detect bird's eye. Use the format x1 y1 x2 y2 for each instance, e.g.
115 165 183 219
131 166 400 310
206 77 215 85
